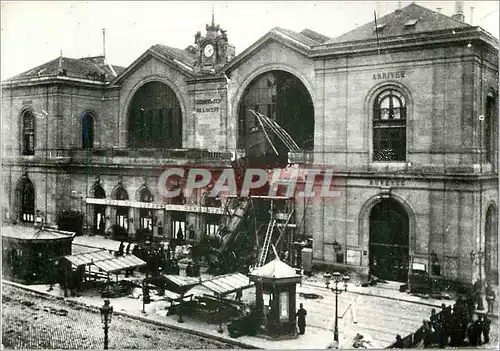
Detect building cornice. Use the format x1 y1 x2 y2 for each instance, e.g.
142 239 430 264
311 27 498 58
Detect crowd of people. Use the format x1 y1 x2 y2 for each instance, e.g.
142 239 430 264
419 299 492 348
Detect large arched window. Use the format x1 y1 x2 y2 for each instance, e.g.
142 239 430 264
128 81 182 148
238 70 314 167
21 109 35 155
485 90 496 163
82 111 95 149
139 187 154 232
373 89 407 161
17 176 35 222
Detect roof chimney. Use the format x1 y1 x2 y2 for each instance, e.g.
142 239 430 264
102 28 106 59
470 6 474 25
395 1 402 14
452 1 465 22
436 7 442 14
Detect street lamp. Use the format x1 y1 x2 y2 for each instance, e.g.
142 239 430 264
100 299 113 349
324 272 350 346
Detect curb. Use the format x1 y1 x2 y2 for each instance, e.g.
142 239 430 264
301 282 446 308
301 282 499 319
3 281 260 349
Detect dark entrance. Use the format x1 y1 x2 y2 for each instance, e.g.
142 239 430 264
485 205 498 285
93 185 106 234
369 199 409 282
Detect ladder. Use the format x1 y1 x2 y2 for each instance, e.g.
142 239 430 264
257 219 276 267
275 209 295 247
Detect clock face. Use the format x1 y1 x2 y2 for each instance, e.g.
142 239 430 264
204 44 214 58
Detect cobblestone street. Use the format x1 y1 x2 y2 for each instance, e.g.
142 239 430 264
1 285 236 349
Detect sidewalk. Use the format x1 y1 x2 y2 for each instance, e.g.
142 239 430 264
4 280 335 349
66 234 497 348
73 234 457 309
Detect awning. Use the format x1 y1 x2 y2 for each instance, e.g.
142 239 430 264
201 272 254 297
64 250 115 267
93 254 146 273
162 275 202 295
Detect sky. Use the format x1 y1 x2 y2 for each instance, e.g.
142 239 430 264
1 1 499 80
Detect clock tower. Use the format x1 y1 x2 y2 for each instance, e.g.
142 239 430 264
194 10 235 74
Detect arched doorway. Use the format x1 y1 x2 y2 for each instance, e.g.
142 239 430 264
237 70 314 167
128 81 182 148
16 176 35 223
485 205 498 285
114 186 129 231
139 187 154 234
369 198 410 282
92 184 106 234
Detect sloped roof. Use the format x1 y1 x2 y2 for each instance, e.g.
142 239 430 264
201 272 253 296
93 254 146 273
5 55 125 83
250 257 299 279
273 27 326 46
64 249 115 266
327 3 471 44
300 29 332 44
2 225 75 241
151 44 197 68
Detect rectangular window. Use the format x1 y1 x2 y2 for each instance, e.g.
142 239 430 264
279 292 289 321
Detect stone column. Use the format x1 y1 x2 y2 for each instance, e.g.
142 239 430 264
164 211 172 239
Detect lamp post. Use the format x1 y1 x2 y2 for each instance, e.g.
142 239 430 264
100 299 113 350
324 272 350 346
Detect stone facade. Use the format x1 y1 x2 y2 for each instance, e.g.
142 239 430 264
2 4 498 285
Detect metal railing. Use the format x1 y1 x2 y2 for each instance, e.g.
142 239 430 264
4 147 233 163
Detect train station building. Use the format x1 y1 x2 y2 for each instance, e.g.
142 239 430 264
2 3 498 287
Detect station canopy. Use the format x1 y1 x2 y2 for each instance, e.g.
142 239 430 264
162 275 202 295
201 272 254 297
64 250 115 267
64 250 146 273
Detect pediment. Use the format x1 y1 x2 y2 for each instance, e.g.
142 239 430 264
223 28 315 74
112 46 196 85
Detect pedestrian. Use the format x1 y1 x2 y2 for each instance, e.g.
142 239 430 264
296 303 307 335
423 320 433 348
439 304 450 347
132 244 139 256
467 321 477 346
235 289 243 302
482 314 491 344
176 227 184 241
485 284 496 314
474 314 484 345
118 241 125 256
188 224 195 241
430 308 440 345
392 334 403 348
126 242 131 255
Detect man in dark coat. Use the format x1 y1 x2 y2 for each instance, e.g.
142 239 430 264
482 314 491 344
118 241 125 256
297 303 307 335
125 242 131 255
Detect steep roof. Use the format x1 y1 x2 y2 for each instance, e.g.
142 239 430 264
2 225 75 242
5 55 125 83
250 257 299 279
150 44 197 68
273 27 330 46
327 2 471 44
